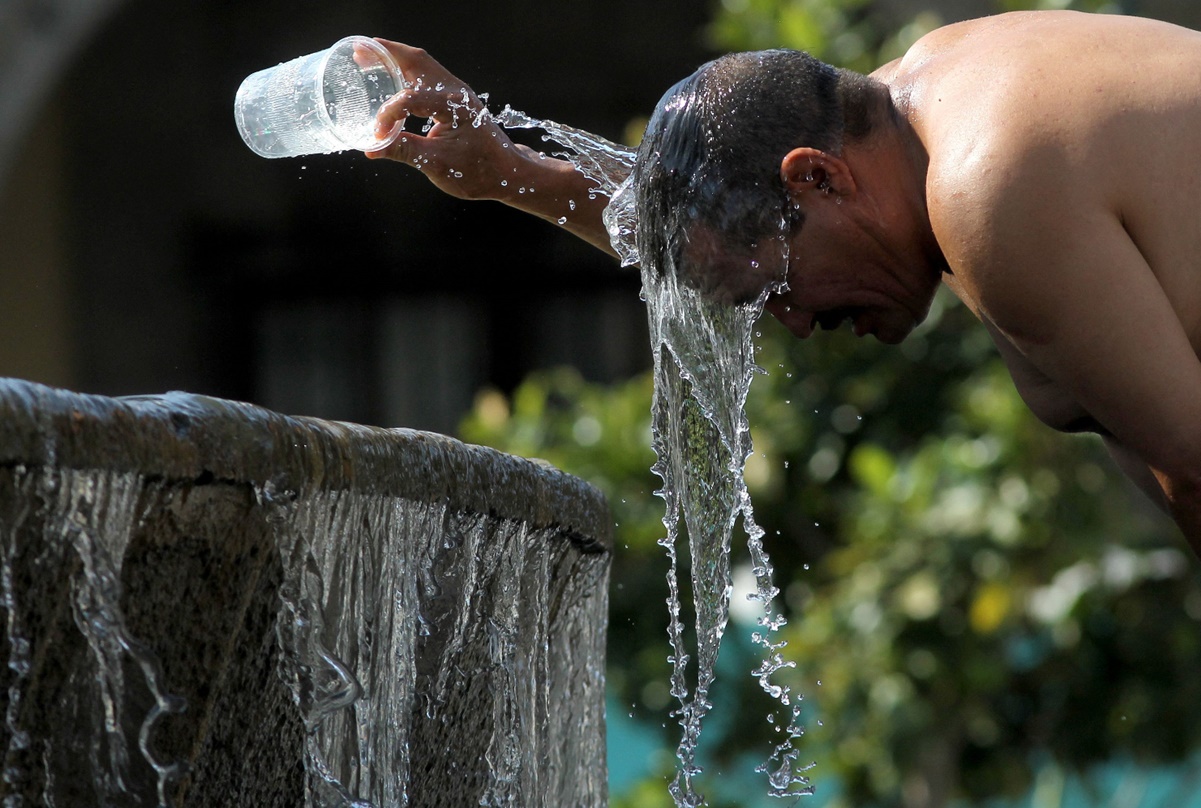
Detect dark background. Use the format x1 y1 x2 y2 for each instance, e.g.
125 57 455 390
0 0 714 432
3 0 1197 433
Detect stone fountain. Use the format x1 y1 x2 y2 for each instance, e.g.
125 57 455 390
0 378 610 807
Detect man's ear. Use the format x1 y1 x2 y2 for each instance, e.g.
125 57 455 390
781 147 856 198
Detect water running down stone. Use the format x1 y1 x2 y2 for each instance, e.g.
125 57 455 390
0 379 609 807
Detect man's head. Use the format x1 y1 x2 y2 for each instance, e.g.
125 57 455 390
632 49 885 299
631 49 939 343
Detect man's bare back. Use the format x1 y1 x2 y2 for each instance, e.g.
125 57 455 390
873 12 1201 537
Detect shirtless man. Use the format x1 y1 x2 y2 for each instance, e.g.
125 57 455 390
365 10 1201 553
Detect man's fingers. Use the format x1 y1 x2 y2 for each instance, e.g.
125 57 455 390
372 39 463 89
367 39 485 130
351 43 376 70
375 92 409 132
406 85 481 117
365 127 446 166
372 117 406 147
374 85 483 138
365 131 416 162
371 40 440 72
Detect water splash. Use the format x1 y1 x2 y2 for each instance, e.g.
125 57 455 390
491 105 635 198
1 467 187 807
501 108 815 802
2 453 607 807
643 249 813 804
486 105 642 265
263 481 608 807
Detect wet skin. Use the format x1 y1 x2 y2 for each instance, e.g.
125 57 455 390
888 12 1201 549
704 12 1201 551
366 14 1201 552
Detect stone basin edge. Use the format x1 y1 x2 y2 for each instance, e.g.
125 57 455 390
0 378 611 553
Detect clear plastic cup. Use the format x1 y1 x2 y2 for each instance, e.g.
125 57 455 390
235 36 405 159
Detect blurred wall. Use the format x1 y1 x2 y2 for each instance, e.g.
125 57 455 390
4 0 1201 434
0 0 711 433
0 94 73 388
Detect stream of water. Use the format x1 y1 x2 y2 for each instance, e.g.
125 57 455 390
495 110 814 803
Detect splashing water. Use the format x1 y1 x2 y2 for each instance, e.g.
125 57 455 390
2 451 607 807
3 468 187 806
496 110 814 802
259 479 610 808
638 226 813 805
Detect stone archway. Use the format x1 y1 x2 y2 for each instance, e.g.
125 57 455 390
0 0 126 190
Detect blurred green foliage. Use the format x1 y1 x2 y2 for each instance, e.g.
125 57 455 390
461 1 1201 806
706 0 1121 73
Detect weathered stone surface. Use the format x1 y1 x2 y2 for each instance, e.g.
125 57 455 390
0 378 610 807
0 379 609 545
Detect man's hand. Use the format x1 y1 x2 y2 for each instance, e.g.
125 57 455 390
364 40 528 203
363 40 617 255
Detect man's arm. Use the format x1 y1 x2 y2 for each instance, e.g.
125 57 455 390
364 40 619 256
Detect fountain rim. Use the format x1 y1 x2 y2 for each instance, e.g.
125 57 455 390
0 378 610 553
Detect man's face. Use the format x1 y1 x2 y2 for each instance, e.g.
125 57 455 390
690 216 940 345
675 225 789 306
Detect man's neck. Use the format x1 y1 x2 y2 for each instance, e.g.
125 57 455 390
846 104 941 273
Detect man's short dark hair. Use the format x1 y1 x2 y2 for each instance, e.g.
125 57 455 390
631 49 886 281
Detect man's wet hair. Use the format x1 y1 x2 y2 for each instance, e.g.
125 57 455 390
632 49 888 283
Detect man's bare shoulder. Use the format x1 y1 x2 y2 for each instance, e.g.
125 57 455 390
914 11 1201 336
899 10 1201 80
898 10 1201 151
